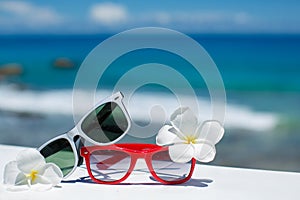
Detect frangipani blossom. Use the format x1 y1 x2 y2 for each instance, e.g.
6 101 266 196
156 107 224 163
3 149 63 191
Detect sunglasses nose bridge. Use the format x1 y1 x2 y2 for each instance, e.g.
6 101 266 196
129 152 148 166
67 127 80 138
132 157 150 172
132 153 153 172
130 152 146 161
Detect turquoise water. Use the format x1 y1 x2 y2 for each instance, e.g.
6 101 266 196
1 34 300 91
0 35 300 91
0 34 300 172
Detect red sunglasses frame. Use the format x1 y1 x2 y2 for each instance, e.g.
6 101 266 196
80 143 196 185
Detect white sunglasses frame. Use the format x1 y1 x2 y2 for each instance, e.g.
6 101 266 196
38 91 131 178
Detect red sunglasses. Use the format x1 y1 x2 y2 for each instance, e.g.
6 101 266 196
80 143 196 184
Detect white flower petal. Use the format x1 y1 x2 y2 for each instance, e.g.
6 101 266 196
197 120 224 144
15 173 28 186
3 161 19 185
170 107 198 138
168 143 194 163
33 175 51 185
30 183 53 191
194 142 216 163
36 163 63 186
16 149 45 173
156 125 179 146
3 161 29 191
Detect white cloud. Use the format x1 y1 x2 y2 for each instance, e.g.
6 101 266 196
142 11 253 32
87 7 252 32
90 2 128 25
152 11 251 25
0 1 254 34
0 1 63 27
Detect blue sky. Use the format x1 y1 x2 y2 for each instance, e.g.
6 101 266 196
0 0 299 34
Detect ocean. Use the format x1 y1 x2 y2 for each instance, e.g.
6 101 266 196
0 33 300 172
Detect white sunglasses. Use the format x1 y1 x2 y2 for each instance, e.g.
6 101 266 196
38 92 131 178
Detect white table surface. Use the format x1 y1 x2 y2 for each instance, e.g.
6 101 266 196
1 144 300 200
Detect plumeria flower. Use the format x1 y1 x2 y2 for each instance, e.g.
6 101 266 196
156 107 224 163
3 149 63 191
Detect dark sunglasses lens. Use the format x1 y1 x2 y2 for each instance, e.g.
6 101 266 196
39 138 76 177
151 150 192 182
89 149 131 182
81 102 129 143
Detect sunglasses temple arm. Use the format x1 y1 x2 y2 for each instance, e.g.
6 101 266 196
74 136 84 166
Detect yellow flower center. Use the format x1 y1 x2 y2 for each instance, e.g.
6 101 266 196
185 136 197 144
26 170 38 182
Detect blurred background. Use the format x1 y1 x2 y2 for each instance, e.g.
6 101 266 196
0 0 299 172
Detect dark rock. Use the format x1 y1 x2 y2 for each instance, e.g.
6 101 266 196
53 57 75 69
0 63 23 76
